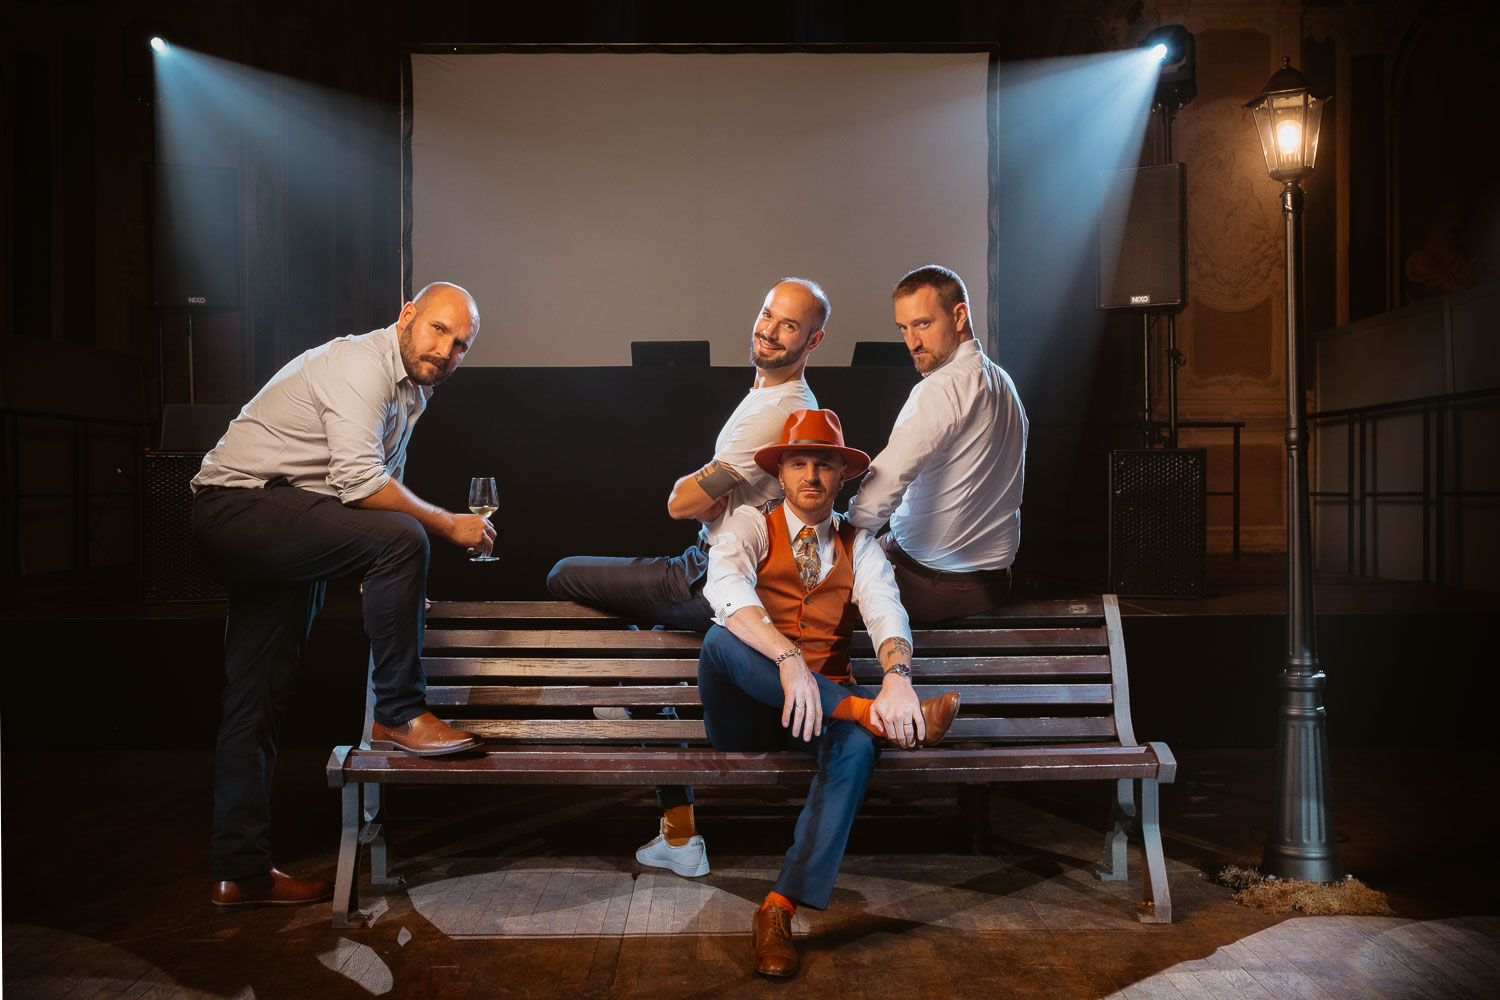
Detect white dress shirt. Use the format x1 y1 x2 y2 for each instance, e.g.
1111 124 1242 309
704 501 912 653
847 338 1028 572
192 324 430 502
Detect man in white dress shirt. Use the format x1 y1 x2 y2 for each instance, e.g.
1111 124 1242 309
699 407 960 977
191 282 493 911
847 265 1029 624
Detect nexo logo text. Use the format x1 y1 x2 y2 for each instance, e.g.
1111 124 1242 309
1130 294 1151 305
187 296 207 304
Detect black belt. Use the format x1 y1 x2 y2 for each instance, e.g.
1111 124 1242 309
882 534 1009 585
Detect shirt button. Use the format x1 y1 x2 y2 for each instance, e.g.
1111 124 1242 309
799 622 807 629
803 597 812 605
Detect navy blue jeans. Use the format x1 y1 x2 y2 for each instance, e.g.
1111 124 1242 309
697 625 879 910
193 484 432 880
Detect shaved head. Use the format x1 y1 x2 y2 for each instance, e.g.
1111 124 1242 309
412 281 481 336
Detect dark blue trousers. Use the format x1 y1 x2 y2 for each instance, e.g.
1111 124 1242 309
193 484 432 879
697 625 879 910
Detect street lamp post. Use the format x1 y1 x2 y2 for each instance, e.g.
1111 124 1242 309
1245 58 1342 883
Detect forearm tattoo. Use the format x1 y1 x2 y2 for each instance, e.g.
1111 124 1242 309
879 637 913 662
694 460 747 500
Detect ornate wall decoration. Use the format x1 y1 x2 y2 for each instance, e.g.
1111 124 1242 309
1177 95 1282 313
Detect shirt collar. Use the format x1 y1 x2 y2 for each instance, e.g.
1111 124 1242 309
782 502 835 544
923 335 981 377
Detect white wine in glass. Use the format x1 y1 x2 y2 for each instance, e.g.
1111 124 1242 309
467 477 499 562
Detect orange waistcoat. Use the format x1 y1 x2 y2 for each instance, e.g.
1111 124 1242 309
755 507 861 682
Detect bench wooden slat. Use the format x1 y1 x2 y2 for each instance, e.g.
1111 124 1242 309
334 742 1162 787
454 716 1115 743
425 597 1105 628
422 627 1110 655
420 653 1113 681
426 682 1116 707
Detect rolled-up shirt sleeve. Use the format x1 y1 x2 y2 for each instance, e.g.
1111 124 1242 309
850 527 912 652
314 357 396 503
704 504 770 625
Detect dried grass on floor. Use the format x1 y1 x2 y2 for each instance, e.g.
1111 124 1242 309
1218 865 1395 916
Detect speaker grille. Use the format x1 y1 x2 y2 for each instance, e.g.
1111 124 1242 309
142 452 225 602
1109 449 1205 597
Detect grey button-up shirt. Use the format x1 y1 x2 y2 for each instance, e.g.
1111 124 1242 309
192 324 430 502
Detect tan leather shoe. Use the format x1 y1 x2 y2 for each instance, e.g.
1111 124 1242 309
370 711 482 756
915 691 961 748
752 903 798 977
211 868 333 911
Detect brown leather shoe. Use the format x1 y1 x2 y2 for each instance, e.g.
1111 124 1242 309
752 903 798 977
211 868 333 911
914 691 961 748
370 711 482 756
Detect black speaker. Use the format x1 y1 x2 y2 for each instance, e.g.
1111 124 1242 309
1108 448 1205 597
142 451 225 602
151 164 241 310
1097 163 1186 310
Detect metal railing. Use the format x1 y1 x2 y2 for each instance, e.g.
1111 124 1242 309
1176 420 1244 558
1309 387 1500 583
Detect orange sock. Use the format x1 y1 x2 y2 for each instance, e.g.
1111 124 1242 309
759 891 796 916
832 695 878 735
663 804 697 846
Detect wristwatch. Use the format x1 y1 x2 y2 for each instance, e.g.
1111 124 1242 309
882 662 912 679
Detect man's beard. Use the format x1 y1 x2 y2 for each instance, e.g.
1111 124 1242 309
399 319 449 386
750 336 807 371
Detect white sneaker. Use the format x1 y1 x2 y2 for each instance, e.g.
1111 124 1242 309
635 823 711 877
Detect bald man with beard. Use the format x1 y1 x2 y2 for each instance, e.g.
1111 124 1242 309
191 282 493 911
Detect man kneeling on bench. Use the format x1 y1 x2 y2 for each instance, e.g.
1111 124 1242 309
697 408 961 978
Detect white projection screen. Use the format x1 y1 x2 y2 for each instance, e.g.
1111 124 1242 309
405 47 996 367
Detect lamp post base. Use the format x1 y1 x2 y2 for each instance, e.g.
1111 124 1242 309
1262 668 1342 883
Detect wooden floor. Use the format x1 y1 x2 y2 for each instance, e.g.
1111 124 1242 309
3 746 1497 999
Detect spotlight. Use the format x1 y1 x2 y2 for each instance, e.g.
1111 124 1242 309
1143 25 1196 110
150 35 170 56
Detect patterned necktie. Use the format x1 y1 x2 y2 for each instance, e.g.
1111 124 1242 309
793 525 821 592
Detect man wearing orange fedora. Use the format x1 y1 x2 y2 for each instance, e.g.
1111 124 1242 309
546 278 828 878
699 407 961 978
848 265 1029 623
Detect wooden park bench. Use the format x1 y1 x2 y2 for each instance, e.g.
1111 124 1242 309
325 594 1177 928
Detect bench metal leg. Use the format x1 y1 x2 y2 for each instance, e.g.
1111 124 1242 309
364 784 399 885
1098 778 1136 882
332 781 364 929
1137 777 1172 923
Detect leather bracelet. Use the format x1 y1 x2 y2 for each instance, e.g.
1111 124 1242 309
773 647 802 667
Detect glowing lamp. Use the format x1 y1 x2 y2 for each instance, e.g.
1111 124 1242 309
1245 57 1328 182
1151 43 1168 62
150 35 170 55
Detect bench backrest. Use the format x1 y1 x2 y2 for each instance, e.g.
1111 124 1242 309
395 595 1141 750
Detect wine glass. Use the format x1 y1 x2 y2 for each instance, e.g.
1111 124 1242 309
467 477 499 562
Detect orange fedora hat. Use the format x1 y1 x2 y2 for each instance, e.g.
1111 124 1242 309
753 408 871 479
